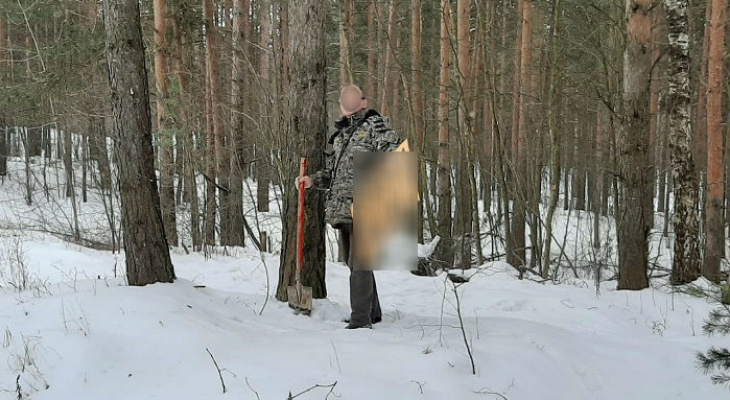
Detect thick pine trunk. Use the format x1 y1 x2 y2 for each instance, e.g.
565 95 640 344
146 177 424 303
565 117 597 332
704 0 727 283
618 0 652 290
103 0 175 285
276 0 328 301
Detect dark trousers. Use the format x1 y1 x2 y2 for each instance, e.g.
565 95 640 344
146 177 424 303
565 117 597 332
339 223 382 326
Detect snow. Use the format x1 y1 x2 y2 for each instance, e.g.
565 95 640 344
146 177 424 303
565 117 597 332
0 232 726 400
0 157 727 399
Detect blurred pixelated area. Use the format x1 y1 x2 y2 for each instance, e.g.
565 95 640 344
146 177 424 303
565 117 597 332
353 151 418 270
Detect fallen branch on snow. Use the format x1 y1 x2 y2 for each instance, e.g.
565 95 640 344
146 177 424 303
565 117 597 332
286 381 337 400
205 348 227 394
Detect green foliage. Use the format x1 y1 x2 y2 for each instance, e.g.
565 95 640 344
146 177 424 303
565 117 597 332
0 0 107 126
683 284 712 298
697 347 730 387
697 302 730 389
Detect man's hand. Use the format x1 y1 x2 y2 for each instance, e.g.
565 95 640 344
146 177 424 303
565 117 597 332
295 175 313 191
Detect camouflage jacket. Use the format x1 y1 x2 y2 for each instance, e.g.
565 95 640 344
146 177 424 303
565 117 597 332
312 108 403 228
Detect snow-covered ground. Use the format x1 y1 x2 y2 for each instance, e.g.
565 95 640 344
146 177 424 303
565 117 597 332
0 231 727 400
0 156 728 399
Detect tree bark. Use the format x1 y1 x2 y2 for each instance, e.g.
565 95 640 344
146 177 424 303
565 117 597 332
664 0 701 285
366 0 377 102
170 9 201 250
454 0 473 270
704 0 727 283
204 0 228 246
229 0 250 247
276 0 328 301
509 0 532 273
103 0 175 285
695 0 711 173
436 0 453 267
543 0 562 278
618 0 652 290
380 0 398 116
154 0 179 246
339 0 354 85
412 0 425 242
203 3 214 246
257 0 271 214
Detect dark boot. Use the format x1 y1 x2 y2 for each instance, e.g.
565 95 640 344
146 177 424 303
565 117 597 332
345 322 372 329
342 316 382 324
371 276 382 322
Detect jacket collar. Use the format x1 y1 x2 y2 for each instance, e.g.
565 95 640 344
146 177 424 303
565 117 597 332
334 108 380 130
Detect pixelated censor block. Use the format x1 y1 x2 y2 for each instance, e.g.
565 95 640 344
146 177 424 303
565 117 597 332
352 151 418 270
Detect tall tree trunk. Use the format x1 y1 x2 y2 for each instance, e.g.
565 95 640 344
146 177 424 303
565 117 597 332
229 0 250 247
650 4 665 215
543 0 562 278
208 0 229 245
665 0 701 284
171 9 201 250
412 0 425 242
203 2 214 246
366 0 377 102
257 0 271 214
510 0 532 273
454 0 472 269
339 0 354 84
276 0 328 301
103 0 175 285
154 0 179 246
204 0 224 246
695 0 711 174
380 0 398 116
704 0 727 283
618 0 652 290
435 0 453 267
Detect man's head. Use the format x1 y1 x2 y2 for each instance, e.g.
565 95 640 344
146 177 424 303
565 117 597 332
339 85 367 117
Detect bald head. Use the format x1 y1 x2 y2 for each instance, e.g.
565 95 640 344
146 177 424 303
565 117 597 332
339 84 367 116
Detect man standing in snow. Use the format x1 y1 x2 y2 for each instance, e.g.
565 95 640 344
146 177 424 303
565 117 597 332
296 85 403 329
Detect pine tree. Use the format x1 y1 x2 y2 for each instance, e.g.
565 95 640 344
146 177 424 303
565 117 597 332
697 301 730 387
618 0 653 290
103 0 176 285
704 0 727 283
276 0 328 301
